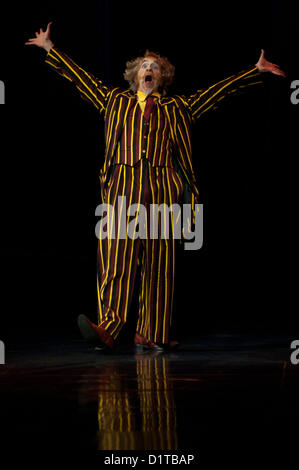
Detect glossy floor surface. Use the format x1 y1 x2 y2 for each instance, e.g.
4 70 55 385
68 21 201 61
0 333 298 462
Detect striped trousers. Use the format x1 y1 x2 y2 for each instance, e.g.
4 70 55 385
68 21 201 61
96 158 183 344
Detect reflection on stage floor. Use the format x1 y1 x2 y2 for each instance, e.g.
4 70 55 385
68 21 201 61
0 334 298 461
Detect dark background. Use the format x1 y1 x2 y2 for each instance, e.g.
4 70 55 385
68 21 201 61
0 0 297 343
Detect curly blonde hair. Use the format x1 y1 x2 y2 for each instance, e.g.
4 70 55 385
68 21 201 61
123 50 175 96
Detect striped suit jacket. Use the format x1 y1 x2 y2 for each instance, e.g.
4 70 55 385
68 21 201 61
45 47 263 204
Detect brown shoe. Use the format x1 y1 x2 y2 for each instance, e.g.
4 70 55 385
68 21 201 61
134 332 180 351
134 332 164 351
78 314 114 349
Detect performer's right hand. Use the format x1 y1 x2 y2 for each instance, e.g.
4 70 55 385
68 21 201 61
25 22 54 52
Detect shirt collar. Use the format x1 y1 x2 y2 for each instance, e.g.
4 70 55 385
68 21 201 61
137 90 161 101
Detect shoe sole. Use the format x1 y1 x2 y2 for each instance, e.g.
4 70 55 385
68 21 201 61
135 343 164 352
135 344 151 351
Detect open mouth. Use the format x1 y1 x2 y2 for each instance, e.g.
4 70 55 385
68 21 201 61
145 74 153 83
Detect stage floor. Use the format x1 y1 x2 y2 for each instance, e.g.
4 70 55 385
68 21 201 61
0 333 298 462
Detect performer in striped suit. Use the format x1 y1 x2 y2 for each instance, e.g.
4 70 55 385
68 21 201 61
25 23 285 350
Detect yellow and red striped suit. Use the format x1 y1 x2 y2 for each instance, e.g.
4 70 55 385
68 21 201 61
45 47 262 343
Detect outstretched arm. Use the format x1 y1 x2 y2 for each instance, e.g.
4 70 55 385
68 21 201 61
25 22 112 113
187 50 286 122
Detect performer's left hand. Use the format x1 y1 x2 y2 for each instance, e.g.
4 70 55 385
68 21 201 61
255 49 286 77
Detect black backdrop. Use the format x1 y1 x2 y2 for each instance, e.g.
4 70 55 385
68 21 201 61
0 0 297 342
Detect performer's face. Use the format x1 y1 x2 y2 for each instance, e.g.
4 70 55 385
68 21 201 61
137 57 162 95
